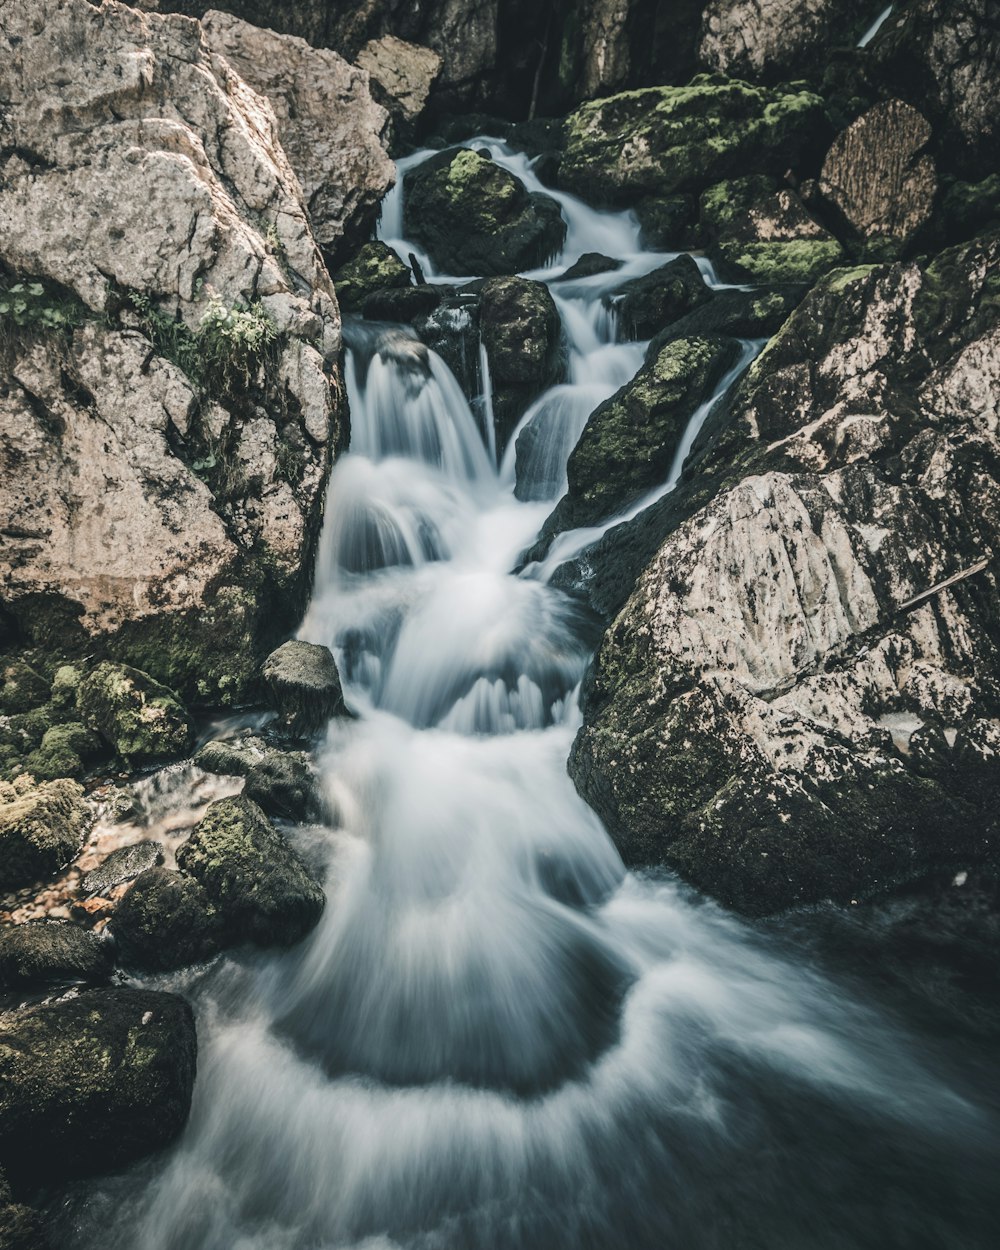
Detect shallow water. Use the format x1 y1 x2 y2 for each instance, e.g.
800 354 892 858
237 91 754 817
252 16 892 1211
59 140 1000 1250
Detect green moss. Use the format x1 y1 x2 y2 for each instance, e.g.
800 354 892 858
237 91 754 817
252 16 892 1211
719 238 845 284
77 662 192 765
24 722 101 781
333 241 411 310
0 775 90 890
0 659 50 715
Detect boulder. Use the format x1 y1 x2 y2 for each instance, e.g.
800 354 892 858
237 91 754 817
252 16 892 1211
542 337 740 536
700 0 870 82
334 241 412 311
403 149 566 276
0 922 113 991
176 795 325 945
0 662 48 716
0 0 344 705
200 9 395 263
570 234 1000 914
557 76 827 208
244 752 326 823
356 35 442 132
479 277 562 457
648 285 806 356
262 640 348 735
195 734 273 777
79 841 165 897
605 255 712 340
111 868 221 971
556 253 623 282
0 777 90 892
0 988 196 1183
76 662 193 765
362 285 443 323
699 176 844 283
634 194 698 249
819 100 937 250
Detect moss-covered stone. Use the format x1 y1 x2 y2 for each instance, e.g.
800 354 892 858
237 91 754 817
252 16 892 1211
76 661 192 765
558 76 828 207
111 867 221 971
262 640 347 736
49 662 85 712
605 255 712 340
333 241 412 311
404 148 566 276
24 721 101 781
0 660 49 716
0 920 113 990
0 775 90 891
176 795 324 946
244 751 325 823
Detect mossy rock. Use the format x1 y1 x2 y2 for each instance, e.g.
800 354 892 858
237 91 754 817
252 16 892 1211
0 660 49 716
941 174 1000 246
49 662 85 712
195 735 273 778
404 148 566 276
176 795 324 947
24 721 101 781
0 920 113 990
334 241 411 311
262 640 347 736
111 867 221 971
76 661 192 765
558 75 828 207
0 776 90 891
604 255 712 340
243 751 326 823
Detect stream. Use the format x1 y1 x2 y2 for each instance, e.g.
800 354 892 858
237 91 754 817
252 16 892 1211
62 142 999 1250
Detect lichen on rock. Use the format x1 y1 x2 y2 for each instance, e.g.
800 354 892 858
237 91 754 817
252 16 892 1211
76 662 193 766
0 776 91 893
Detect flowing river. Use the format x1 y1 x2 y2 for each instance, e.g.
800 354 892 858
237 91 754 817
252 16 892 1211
63 142 999 1249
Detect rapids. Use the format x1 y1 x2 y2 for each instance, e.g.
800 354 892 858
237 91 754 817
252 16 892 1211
61 141 999 1250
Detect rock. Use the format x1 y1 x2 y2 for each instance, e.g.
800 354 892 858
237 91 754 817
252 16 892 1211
0 1169 48 1250
556 254 623 282
0 987 196 1183
700 0 870 82
412 295 482 399
940 174 1000 246
0 777 90 892
200 9 395 263
634 194 698 249
649 285 806 356
356 35 441 135
244 752 325 823
0 922 113 990
699 176 845 283
176 795 324 945
543 337 740 536
77 662 193 765
195 735 273 777
819 100 936 250
479 277 562 457
48 663 84 713
334 242 412 311
111 867 221 971
605 255 712 340
0 662 48 716
23 721 102 782
557 76 827 208
79 841 165 897
362 285 443 323
570 234 1000 915
403 149 566 276
0 0 343 705
262 640 348 735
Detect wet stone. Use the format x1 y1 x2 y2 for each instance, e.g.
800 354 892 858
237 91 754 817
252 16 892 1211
79 841 165 897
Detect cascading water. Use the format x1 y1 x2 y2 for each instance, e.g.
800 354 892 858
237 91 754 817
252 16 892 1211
64 141 999 1250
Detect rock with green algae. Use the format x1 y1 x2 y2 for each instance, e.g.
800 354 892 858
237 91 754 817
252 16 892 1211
23 721 101 781
76 661 193 765
244 752 326 824
403 148 566 276
557 76 828 207
262 641 348 736
176 795 324 946
540 336 740 534
333 240 412 310
0 775 90 891
0 988 196 1184
0 661 49 716
111 867 221 972
0 920 113 990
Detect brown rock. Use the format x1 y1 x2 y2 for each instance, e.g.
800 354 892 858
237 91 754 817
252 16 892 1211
356 35 441 126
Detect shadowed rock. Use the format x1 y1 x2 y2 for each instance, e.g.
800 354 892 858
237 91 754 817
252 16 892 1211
0 922 113 990
262 641 348 735
112 867 222 971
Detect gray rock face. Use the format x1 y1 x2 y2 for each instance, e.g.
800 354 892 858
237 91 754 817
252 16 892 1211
700 0 869 81
0 777 90 892
819 100 936 247
80 841 166 897
176 795 325 945
201 9 395 263
0 988 197 1183
570 235 1000 915
262 640 348 735
356 34 442 128
0 922 113 990
112 867 221 971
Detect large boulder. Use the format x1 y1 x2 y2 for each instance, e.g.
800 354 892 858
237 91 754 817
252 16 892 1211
570 235 1000 915
699 0 871 82
0 922 113 991
819 100 937 250
111 867 222 971
76 662 193 765
0 0 345 704
557 76 827 208
356 35 442 136
176 795 325 945
479 276 562 457
0 777 90 892
262 640 348 735
0 988 196 1183
403 149 566 276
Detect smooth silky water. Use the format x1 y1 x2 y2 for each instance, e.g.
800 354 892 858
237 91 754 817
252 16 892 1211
60 142 999 1250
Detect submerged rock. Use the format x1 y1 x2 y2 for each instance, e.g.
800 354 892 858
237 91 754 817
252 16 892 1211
558 76 827 207
605 255 712 340
111 867 221 971
0 922 113 991
176 795 324 946
77 662 193 766
403 149 566 276
262 641 348 735
79 841 165 897
479 276 562 457
0 777 90 892
0 988 196 1183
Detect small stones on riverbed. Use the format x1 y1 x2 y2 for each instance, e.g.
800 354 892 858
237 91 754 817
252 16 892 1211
262 640 348 736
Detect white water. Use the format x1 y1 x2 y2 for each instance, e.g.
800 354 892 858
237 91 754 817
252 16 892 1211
72 140 997 1250
858 4 893 47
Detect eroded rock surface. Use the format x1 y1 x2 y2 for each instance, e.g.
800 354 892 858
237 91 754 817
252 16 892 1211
700 0 869 81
